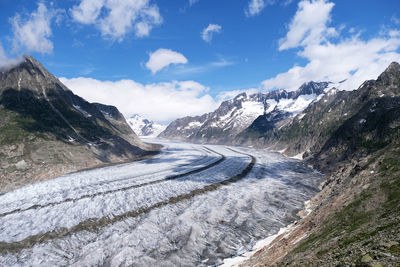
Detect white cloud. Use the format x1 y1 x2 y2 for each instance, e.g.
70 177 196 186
71 0 162 41
135 22 151 38
262 0 400 91
245 0 266 17
0 43 23 69
245 0 291 17
170 58 235 76
60 77 218 123
145 48 188 74
210 58 235 67
201 24 222 43
10 2 61 54
282 0 294 6
70 0 104 24
389 30 400 38
279 0 336 50
189 0 199 6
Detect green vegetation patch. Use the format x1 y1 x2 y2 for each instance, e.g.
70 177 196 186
357 139 388 151
388 243 400 255
379 154 400 175
0 108 30 144
379 153 400 217
0 123 27 144
292 191 374 256
287 146 400 265
0 106 48 144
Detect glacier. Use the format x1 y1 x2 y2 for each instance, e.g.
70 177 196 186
0 139 323 266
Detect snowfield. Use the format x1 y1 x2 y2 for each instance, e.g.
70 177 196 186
0 139 323 266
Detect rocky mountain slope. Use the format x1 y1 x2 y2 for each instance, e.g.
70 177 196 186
0 56 158 193
127 114 166 137
159 81 329 144
238 63 400 164
241 63 400 266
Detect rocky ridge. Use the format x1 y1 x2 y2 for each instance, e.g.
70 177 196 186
0 56 159 193
159 81 329 144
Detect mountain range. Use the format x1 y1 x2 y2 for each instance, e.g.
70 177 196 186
160 81 329 144
0 56 158 193
127 114 166 137
236 62 400 267
160 62 400 266
1 56 399 266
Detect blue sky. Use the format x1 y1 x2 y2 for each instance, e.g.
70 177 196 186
0 0 400 123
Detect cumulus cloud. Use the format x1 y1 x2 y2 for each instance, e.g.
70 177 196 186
70 0 162 41
201 24 222 43
70 0 104 24
262 0 400 91
279 0 336 50
0 43 23 69
145 48 188 74
245 0 266 17
10 2 62 54
60 77 218 123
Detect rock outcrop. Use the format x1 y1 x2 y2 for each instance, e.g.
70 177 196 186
0 56 159 193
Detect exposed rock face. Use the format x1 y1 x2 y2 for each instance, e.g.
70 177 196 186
239 63 400 164
160 81 329 144
93 103 125 120
242 62 400 266
237 87 356 153
0 56 158 193
127 114 166 137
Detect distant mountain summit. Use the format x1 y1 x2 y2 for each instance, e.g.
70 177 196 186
159 81 329 144
127 114 166 137
0 56 158 193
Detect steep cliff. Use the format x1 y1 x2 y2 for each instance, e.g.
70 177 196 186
0 56 158 193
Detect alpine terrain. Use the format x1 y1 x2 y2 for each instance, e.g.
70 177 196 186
0 56 159 193
1 58 399 267
159 81 329 144
158 63 400 266
0 57 325 267
1 1 399 266
127 114 166 137
225 62 400 266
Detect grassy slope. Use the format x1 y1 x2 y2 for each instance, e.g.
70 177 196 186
282 148 400 266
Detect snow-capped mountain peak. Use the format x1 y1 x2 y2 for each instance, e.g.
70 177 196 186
127 114 166 137
159 81 329 143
